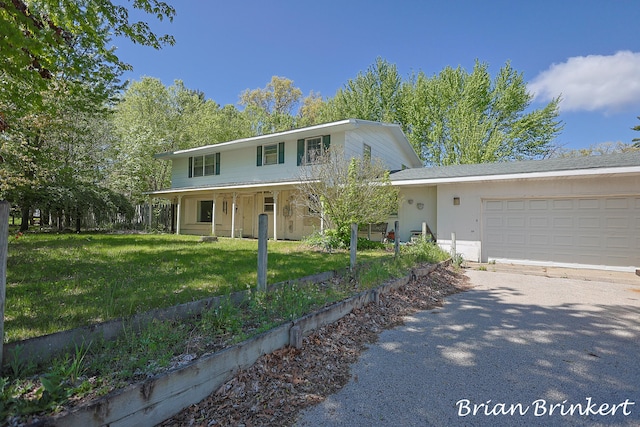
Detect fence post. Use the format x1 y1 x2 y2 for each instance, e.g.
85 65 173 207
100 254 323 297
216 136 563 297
451 232 457 257
394 220 400 257
0 201 10 367
257 214 268 292
350 222 357 271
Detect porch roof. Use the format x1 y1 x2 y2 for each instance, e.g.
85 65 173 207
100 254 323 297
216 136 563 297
145 178 309 196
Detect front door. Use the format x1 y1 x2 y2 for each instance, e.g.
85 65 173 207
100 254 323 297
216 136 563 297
241 195 254 237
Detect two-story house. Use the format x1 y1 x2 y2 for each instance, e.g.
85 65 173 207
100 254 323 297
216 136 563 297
151 118 640 272
150 119 422 240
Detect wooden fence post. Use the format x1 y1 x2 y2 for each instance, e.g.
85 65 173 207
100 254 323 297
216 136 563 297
257 214 268 292
394 220 400 257
0 201 10 367
350 222 357 271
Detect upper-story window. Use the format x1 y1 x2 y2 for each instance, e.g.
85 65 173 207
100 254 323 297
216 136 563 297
363 143 371 163
297 135 331 165
189 153 220 178
257 142 285 166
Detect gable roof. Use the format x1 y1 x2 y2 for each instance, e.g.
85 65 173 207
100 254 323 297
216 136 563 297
391 151 640 185
155 118 422 167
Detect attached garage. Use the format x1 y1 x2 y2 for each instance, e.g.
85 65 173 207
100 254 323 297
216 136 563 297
483 196 640 269
392 151 640 271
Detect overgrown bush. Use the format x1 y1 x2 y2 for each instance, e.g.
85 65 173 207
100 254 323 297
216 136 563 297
302 229 386 252
400 239 449 264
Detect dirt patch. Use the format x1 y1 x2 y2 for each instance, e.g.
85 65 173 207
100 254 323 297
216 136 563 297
160 267 471 427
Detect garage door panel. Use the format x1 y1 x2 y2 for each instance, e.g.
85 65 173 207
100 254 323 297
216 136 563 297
552 199 574 210
553 217 573 228
578 217 600 228
606 198 629 209
578 199 600 209
606 217 629 228
483 196 639 267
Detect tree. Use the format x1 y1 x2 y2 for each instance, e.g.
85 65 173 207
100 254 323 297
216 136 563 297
239 76 303 134
633 116 640 147
321 58 405 124
0 0 175 128
556 141 639 157
295 146 398 246
1 0 175 228
403 61 563 165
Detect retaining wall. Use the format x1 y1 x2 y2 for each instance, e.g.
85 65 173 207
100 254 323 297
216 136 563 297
41 263 444 426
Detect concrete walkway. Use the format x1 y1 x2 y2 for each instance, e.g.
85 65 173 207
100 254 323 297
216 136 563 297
294 268 640 426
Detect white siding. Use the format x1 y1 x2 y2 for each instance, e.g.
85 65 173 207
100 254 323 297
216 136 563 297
170 132 347 189
344 127 417 171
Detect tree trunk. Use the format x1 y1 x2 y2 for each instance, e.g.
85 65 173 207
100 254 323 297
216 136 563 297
20 206 29 232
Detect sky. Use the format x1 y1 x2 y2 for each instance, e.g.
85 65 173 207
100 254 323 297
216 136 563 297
112 0 640 151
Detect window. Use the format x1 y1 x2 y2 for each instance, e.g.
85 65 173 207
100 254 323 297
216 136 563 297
189 153 220 178
257 142 285 166
264 196 274 213
198 200 213 222
363 144 371 162
297 135 330 165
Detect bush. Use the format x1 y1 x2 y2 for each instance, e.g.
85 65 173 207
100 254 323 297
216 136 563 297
302 229 386 252
401 239 449 264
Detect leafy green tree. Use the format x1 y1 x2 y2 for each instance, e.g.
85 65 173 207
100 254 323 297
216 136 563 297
404 61 563 165
296 146 398 246
321 58 405 124
110 78 194 202
633 116 640 147
239 76 303 134
1 0 175 228
0 0 175 127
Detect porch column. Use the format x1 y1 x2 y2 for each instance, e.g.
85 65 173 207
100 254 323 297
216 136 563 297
273 191 279 241
147 196 152 229
211 193 217 236
231 192 237 238
176 195 182 235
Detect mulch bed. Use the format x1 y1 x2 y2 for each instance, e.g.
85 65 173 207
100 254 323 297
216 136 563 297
160 267 471 427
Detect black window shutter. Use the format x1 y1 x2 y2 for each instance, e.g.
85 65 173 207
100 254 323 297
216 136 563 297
215 152 220 175
188 157 193 178
278 142 285 164
256 146 263 166
322 135 331 152
297 139 305 166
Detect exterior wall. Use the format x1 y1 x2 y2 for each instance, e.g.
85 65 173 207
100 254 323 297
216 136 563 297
396 186 437 242
344 127 418 171
175 189 320 240
432 174 640 262
170 132 348 189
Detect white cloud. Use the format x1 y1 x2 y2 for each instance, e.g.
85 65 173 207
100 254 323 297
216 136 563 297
528 51 640 112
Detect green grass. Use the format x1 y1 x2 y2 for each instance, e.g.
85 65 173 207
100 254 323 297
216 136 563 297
2 233 450 421
5 232 391 342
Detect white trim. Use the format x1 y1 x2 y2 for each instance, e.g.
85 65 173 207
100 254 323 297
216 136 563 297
146 180 308 195
392 166 640 186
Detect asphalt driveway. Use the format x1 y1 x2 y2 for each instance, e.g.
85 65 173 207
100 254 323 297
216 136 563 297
294 268 640 426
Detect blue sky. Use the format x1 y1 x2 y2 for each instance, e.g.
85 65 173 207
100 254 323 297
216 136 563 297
113 0 640 151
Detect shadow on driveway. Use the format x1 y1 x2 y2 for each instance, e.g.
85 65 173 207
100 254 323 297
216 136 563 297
294 270 640 427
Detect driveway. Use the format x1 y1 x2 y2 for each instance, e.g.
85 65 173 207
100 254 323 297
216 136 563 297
294 268 640 426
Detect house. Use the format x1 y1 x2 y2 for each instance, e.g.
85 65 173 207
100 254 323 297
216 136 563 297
149 119 422 240
391 151 640 271
151 119 640 272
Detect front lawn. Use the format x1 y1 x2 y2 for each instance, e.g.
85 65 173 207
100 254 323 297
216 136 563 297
5 232 392 342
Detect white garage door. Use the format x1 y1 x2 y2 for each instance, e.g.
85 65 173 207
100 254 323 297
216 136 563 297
483 196 640 268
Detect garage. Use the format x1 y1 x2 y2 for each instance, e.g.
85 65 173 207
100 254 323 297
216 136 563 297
483 196 640 268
